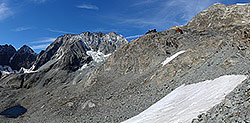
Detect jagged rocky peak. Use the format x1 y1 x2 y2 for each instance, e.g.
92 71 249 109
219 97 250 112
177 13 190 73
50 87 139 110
78 31 128 54
32 32 128 71
10 45 37 70
187 3 250 30
18 45 36 54
0 44 16 66
145 29 157 34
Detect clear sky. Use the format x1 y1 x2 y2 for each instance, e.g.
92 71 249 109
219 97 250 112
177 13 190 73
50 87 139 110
0 0 249 53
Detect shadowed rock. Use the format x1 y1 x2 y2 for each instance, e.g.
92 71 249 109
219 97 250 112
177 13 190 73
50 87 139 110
0 44 16 66
10 45 37 70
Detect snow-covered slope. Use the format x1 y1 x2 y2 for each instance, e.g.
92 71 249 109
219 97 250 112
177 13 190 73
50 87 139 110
124 75 247 123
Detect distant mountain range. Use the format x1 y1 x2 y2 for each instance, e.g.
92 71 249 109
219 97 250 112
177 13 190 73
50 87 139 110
0 44 37 75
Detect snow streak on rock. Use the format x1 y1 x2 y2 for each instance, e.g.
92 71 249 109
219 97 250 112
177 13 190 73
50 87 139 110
19 67 36 73
124 75 247 123
161 50 185 66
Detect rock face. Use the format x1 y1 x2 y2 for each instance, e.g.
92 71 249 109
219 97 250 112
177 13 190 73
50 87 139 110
0 3 250 123
10 45 37 70
187 3 250 31
0 44 16 66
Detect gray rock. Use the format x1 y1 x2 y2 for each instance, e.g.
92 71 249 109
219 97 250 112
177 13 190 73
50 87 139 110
224 99 233 108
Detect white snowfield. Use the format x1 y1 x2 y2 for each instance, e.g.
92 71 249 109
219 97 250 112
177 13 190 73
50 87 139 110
80 64 88 70
86 50 111 63
161 50 185 66
123 75 247 123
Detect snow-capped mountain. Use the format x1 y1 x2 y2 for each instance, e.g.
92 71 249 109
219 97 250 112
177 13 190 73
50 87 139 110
32 32 128 71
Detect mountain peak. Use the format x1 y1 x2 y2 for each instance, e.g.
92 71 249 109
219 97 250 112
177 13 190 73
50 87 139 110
187 3 250 31
31 31 128 71
10 45 37 70
19 45 36 54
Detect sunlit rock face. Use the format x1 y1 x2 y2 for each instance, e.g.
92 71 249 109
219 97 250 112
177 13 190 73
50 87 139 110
187 3 250 31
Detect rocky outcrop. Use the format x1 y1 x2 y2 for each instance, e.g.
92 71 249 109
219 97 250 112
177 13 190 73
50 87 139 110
145 29 157 34
0 44 16 66
10 45 37 70
187 3 250 31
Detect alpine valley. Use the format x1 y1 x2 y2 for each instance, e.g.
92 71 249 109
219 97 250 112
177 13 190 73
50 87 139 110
0 3 250 123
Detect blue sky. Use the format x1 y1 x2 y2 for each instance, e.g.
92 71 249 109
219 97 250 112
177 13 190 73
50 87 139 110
0 0 249 53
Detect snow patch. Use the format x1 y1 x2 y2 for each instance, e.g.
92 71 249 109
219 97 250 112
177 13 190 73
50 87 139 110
29 65 35 71
0 65 17 78
161 50 185 66
236 3 247 5
87 50 111 63
19 67 36 73
0 65 14 73
213 2 222 5
80 64 88 70
9 54 15 64
123 75 247 123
